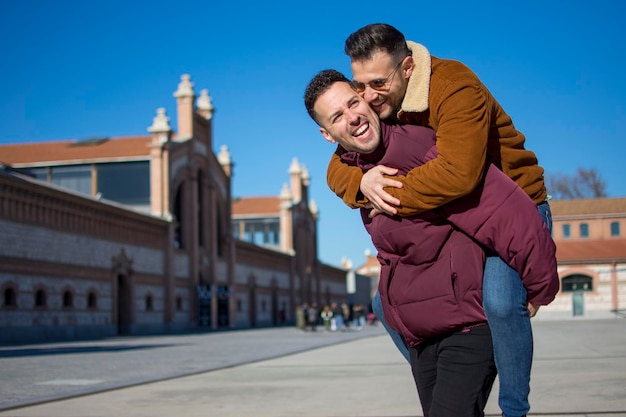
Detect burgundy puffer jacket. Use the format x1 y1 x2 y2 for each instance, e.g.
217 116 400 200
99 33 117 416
342 123 559 347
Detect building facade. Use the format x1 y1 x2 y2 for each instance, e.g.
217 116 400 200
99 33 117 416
0 75 347 344
541 197 626 318
231 158 355 310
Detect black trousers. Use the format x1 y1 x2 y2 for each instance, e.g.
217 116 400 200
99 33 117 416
409 324 497 417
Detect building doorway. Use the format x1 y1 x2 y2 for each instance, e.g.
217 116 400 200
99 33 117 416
217 285 230 328
562 274 593 317
117 273 132 334
196 284 212 327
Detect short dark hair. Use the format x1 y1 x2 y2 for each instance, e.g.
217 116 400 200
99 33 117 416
303 69 350 125
344 23 411 63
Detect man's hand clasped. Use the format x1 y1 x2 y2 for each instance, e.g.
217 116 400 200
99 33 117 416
360 165 403 218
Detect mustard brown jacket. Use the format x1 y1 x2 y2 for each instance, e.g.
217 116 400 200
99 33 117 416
327 42 547 215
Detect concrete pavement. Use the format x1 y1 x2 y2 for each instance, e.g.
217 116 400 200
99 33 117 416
1 319 625 417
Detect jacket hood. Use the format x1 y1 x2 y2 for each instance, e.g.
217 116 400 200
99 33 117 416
400 41 431 114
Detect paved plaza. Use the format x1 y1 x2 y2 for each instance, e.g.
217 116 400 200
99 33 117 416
1 318 625 417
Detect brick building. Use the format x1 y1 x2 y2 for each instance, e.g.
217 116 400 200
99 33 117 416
541 197 626 318
0 74 348 344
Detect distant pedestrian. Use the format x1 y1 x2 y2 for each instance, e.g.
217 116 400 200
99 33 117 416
296 304 306 332
331 302 344 331
353 305 364 329
321 305 333 332
307 303 319 332
342 303 351 329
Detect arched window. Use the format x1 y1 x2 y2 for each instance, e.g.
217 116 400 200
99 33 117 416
562 224 571 238
562 274 593 292
173 186 184 249
35 289 47 308
62 290 74 308
145 294 154 311
611 221 620 237
87 292 98 309
3 287 17 308
579 223 589 238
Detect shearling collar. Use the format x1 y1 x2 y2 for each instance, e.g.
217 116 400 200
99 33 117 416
399 41 431 114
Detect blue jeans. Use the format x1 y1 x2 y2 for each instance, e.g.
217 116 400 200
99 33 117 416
484 200 552 417
372 290 410 361
372 201 552 417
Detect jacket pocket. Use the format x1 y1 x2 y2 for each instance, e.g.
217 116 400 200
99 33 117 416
447 232 487 325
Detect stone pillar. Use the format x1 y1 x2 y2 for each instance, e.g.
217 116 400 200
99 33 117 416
289 158 302 203
147 108 172 218
173 74 195 141
611 262 619 310
196 89 214 120
279 183 293 252
217 145 233 177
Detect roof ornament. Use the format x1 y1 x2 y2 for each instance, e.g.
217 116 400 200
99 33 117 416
288 157 301 174
301 164 310 185
147 108 172 133
197 89 214 119
173 74 195 98
217 144 231 166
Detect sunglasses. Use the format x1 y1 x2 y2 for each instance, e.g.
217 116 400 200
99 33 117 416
351 60 404 93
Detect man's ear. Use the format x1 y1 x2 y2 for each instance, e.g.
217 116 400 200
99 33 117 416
320 127 336 144
403 55 414 79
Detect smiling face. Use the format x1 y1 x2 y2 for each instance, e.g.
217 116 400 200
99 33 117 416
351 51 413 122
313 81 381 154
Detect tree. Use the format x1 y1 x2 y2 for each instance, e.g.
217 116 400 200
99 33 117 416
545 167 607 200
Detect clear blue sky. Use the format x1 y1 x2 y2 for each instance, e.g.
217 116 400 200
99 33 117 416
1 1 625 268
